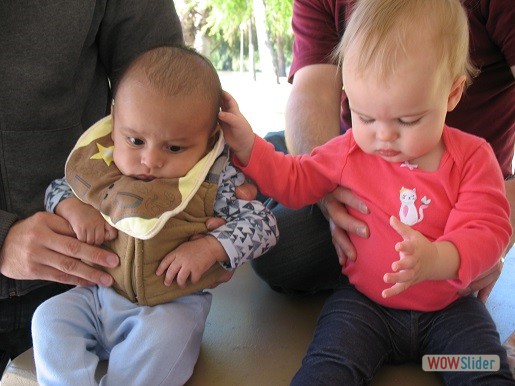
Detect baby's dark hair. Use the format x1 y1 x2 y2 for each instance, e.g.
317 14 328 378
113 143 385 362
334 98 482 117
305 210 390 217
115 45 222 129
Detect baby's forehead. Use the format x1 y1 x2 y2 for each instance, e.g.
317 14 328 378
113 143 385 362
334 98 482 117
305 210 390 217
343 34 442 81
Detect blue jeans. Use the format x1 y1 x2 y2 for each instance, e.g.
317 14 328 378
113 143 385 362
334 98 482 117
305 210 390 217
252 201 342 294
253 131 341 295
291 284 514 385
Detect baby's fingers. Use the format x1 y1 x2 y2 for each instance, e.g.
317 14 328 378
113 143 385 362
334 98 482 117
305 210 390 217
382 282 411 298
389 216 414 240
104 222 118 242
176 267 192 288
383 269 414 285
394 240 415 255
163 265 181 287
156 255 174 276
390 255 416 272
220 90 239 111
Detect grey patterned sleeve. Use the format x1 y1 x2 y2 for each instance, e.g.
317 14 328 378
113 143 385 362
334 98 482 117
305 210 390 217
210 161 279 269
44 177 74 213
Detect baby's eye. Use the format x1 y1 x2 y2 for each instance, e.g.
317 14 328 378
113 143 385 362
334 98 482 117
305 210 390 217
359 116 375 125
168 145 183 153
128 137 144 146
398 118 421 126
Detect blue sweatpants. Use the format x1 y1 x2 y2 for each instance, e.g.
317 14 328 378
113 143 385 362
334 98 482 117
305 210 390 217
32 285 211 386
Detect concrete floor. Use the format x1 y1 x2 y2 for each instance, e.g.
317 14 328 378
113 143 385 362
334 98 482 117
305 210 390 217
486 246 515 344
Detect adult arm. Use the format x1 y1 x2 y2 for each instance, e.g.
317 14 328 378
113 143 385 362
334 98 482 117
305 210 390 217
0 211 118 287
285 64 369 263
0 1 183 287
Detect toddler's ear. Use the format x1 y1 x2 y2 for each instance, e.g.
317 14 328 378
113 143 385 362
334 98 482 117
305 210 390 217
447 75 466 112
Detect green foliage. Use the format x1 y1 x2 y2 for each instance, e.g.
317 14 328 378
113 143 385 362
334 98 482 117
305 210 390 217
177 0 293 73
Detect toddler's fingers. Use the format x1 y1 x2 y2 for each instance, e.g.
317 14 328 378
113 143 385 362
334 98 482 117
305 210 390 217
382 282 410 298
389 216 413 240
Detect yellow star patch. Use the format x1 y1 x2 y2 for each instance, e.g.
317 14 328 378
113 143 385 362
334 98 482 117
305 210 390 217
90 143 114 166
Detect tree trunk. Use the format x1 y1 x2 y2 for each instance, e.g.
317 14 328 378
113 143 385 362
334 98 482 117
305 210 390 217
252 0 278 83
276 37 286 78
248 19 256 81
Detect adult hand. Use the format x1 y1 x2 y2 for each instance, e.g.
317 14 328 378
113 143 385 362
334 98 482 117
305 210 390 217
458 259 502 302
319 186 370 266
0 212 118 287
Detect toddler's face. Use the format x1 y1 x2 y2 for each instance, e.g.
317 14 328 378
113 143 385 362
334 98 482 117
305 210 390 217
111 77 216 181
343 43 464 170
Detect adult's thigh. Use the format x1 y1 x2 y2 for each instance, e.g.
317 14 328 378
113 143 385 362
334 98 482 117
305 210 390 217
252 202 341 295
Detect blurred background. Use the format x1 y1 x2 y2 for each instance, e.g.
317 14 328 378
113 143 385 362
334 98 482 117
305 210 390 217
175 0 294 137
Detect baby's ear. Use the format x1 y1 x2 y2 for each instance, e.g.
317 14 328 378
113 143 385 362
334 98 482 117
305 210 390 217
208 126 221 149
447 75 466 112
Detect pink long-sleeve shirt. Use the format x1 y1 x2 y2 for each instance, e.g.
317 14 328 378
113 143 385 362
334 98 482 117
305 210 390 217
236 126 511 311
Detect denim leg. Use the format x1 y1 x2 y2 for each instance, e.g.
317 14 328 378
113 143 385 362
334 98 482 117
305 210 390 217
252 131 341 295
251 202 342 295
291 285 397 386
0 283 69 375
421 296 515 385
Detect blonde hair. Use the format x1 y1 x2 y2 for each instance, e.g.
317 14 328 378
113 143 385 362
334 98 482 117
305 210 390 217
116 45 222 129
334 0 478 86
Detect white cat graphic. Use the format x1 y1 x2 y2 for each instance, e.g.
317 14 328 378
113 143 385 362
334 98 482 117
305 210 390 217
398 187 431 226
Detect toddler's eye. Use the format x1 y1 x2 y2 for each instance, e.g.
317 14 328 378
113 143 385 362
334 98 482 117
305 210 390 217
359 116 374 125
398 118 421 126
168 145 183 153
128 137 144 146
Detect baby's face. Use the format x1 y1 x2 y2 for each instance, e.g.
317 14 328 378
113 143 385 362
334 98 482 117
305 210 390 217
343 42 464 170
111 77 216 181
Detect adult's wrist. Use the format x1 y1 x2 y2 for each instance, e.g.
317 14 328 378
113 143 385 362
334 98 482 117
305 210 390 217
0 210 19 254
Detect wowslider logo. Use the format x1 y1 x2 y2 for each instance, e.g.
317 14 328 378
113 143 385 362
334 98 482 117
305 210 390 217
422 355 500 372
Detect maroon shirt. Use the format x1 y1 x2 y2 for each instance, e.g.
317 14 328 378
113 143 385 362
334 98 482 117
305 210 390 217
289 0 515 177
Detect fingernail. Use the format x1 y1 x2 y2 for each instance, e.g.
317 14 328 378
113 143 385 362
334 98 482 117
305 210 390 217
106 255 118 267
360 202 369 214
100 275 113 287
357 227 368 238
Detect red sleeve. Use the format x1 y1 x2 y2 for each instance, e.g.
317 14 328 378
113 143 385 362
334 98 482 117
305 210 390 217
288 0 354 82
438 140 511 288
233 136 346 209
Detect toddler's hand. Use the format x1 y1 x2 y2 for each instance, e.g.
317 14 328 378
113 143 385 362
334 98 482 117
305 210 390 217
382 216 436 298
218 90 256 165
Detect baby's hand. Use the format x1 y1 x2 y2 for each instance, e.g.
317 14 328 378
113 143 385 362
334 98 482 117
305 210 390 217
56 197 117 245
218 90 256 165
156 236 228 288
382 216 437 298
